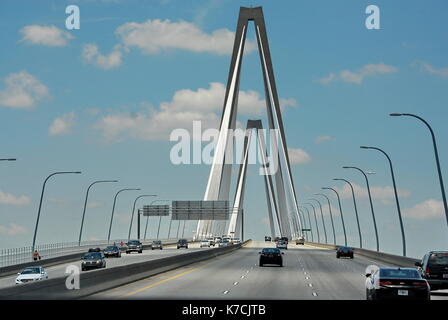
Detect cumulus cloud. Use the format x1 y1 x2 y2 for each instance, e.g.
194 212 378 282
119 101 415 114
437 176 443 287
414 61 448 78
115 19 256 55
0 71 49 108
82 43 123 69
288 148 311 165
0 191 31 206
20 25 73 46
316 63 397 85
333 183 411 205
315 136 333 144
49 112 76 136
403 199 444 220
0 223 27 236
94 82 297 142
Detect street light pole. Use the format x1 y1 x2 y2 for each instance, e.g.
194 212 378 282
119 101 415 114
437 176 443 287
79 180 118 246
128 194 157 241
343 166 379 251
144 200 169 240
361 145 406 256
305 203 320 243
299 206 313 242
309 199 328 244
32 171 82 251
333 178 362 248
390 113 448 228
108 188 140 243
322 187 347 246
315 194 336 245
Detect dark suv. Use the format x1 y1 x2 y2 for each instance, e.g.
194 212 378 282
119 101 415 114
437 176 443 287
177 239 188 249
416 251 448 290
259 248 284 267
336 246 354 259
126 240 143 254
81 252 106 271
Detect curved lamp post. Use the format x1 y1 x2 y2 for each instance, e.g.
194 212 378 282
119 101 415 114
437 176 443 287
32 171 82 251
322 187 347 246
343 166 379 251
361 145 406 256
308 198 328 244
315 193 336 245
108 188 140 243
79 180 118 246
304 202 320 243
390 113 448 228
333 178 362 248
128 194 157 241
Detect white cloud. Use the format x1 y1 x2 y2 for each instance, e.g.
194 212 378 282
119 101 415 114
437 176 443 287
0 191 31 206
333 183 411 204
403 199 444 220
49 112 76 136
315 136 333 144
115 19 256 55
87 201 104 209
0 223 27 236
317 63 397 85
288 148 311 165
94 82 296 142
415 61 448 77
0 71 49 109
82 43 123 70
20 25 73 46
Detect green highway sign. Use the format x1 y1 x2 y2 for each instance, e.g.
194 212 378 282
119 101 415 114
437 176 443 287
302 228 311 231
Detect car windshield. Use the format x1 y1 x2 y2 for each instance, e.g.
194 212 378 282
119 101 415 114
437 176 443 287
179 239 187 243
128 241 140 245
429 253 448 265
380 269 420 279
153 241 161 244
262 248 280 254
21 267 40 274
105 246 118 251
338 247 352 251
83 253 102 260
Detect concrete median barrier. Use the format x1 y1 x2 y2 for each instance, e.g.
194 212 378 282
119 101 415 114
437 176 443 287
305 241 419 267
0 240 250 299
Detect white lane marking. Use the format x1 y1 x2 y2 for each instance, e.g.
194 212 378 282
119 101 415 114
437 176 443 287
308 283 313 287
246 270 250 273
241 275 245 279
305 276 310 280
223 290 229 295
233 282 239 286
312 292 318 297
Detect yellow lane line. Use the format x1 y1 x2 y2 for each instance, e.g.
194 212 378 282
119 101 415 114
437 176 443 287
119 261 214 298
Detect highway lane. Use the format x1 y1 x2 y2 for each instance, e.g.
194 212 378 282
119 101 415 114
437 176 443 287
0 243 201 289
92 241 448 300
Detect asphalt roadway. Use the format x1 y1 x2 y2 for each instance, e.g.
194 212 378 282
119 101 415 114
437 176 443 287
91 241 448 300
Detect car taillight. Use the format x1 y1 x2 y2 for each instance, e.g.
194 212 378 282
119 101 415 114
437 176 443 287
425 267 430 275
412 281 427 287
379 281 392 286
349 251 353 253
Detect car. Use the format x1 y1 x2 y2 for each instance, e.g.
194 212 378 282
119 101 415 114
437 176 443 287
336 246 354 259
280 236 289 244
177 239 188 249
126 240 143 254
416 251 448 290
296 236 305 245
151 240 163 250
88 247 102 253
15 266 48 284
232 238 241 244
365 267 430 300
206 238 215 246
214 237 222 244
219 239 230 247
103 245 121 258
264 236 272 242
273 237 280 242
276 240 288 250
259 248 284 267
200 240 210 248
81 252 106 271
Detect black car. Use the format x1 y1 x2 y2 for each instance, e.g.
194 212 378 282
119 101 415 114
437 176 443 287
259 248 284 267
88 247 102 253
81 252 106 271
280 236 289 244
126 240 143 254
104 245 121 258
365 267 430 300
416 251 448 290
264 236 271 242
177 239 188 249
336 246 354 259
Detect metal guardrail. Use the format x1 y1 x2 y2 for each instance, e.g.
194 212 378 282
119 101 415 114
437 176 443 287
0 238 182 269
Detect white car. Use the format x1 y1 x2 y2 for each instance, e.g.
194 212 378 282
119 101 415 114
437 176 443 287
232 238 241 244
200 240 210 248
15 266 48 284
219 239 230 247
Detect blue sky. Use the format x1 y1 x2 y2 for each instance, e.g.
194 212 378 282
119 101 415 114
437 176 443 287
0 0 447 258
